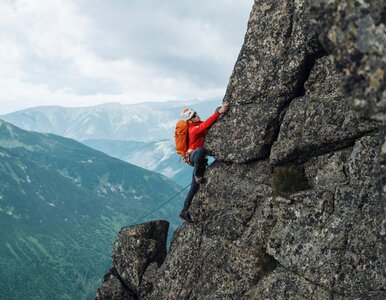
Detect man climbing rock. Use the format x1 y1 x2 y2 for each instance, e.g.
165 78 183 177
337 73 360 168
179 103 229 223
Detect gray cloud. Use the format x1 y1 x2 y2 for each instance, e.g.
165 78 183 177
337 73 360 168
0 0 253 114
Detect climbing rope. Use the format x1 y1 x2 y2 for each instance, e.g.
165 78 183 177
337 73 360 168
126 183 191 227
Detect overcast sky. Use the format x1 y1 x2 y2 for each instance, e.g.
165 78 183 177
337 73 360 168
0 0 253 114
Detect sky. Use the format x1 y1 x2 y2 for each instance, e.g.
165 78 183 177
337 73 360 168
0 0 253 114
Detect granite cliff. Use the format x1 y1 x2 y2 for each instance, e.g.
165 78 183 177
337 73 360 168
97 0 386 299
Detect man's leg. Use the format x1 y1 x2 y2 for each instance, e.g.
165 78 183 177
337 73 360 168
192 148 206 181
179 171 197 223
182 171 199 211
179 148 206 222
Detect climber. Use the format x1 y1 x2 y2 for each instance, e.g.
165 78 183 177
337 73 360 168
178 103 229 223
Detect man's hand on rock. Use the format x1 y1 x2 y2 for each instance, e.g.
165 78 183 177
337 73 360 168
218 103 229 115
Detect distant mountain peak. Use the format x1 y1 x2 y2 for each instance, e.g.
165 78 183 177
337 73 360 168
0 99 221 142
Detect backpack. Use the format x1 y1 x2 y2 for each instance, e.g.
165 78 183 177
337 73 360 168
174 120 191 164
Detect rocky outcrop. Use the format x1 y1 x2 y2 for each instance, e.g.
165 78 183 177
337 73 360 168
97 0 385 299
205 0 325 163
307 0 386 286
270 55 378 165
308 0 386 121
96 221 169 299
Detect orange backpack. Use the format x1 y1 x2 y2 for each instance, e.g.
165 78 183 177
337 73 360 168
174 120 189 157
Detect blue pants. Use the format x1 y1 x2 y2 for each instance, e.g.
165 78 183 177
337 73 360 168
183 148 207 210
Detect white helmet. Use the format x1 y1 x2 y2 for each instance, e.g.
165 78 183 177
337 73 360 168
181 108 196 121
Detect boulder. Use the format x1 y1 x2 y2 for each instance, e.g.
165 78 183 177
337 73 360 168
96 221 169 299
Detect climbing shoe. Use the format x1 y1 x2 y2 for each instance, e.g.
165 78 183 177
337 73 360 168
179 209 194 223
194 175 206 184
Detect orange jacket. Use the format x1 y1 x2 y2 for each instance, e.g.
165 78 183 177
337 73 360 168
187 111 220 151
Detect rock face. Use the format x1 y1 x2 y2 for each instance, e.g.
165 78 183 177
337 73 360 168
308 0 386 121
205 0 325 163
96 221 169 299
97 0 385 299
307 0 386 286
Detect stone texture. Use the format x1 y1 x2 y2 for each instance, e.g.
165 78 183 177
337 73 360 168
191 237 276 299
144 225 202 300
96 221 169 299
96 268 136 300
268 135 384 295
192 160 273 240
205 0 324 163
308 0 386 121
149 233 277 299
243 267 334 300
270 55 379 165
307 0 386 287
346 291 386 300
141 161 277 299
143 135 385 298
142 137 383 298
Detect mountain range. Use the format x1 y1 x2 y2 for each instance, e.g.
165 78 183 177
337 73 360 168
0 99 221 186
0 119 184 299
1 99 220 141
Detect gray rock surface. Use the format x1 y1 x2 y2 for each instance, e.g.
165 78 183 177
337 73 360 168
244 267 335 299
308 0 386 121
268 135 384 295
143 136 383 299
346 291 386 300
96 268 136 300
307 0 386 289
270 56 378 165
97 0 385 299
205 0 324 163
96 221 169 299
